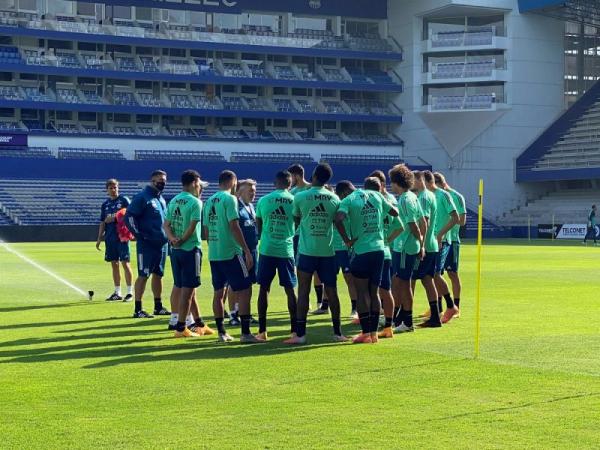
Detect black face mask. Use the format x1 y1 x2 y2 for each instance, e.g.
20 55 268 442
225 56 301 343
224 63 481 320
154 181 166 192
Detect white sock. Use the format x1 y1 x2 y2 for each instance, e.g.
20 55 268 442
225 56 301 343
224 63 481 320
233 303 239 314
186 314 194 326
169 313 178 326
114 286 121 296
127 286 133 295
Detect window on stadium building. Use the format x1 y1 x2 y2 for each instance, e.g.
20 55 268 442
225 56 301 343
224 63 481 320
17 0 37 12
0 0 15 11
76 2 95 17
48 0 73 15
112 6 131 20
564 21 600 106
135 7 152 22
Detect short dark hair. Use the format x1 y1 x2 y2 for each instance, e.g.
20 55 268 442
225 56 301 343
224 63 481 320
105 178 118 188
275 170 292 189
287 164 304 176
181 169 200 186
313 163 333 185
423 170 434 184
388 164 414 190
335 180 355 198
369 170 386 185
364 177 381 192
413 170 424 181
151 170 167 178
219 170 237 185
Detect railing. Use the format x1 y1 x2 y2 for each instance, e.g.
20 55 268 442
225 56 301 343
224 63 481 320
428 26 505 48
6 16 402 54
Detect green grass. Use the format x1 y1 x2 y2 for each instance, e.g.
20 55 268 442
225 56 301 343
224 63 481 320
0 240 598 449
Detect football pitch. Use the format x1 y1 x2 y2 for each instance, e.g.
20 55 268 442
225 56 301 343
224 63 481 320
0 240 598 449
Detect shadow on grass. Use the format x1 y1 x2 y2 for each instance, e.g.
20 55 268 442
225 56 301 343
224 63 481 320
0 322 355 367
0 301 95 314
0 316 131 331
0 309 368 367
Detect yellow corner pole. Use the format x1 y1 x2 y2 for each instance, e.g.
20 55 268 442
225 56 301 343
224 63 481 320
474 179 484 359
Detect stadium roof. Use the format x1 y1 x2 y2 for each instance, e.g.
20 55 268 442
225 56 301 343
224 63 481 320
519 0 600 28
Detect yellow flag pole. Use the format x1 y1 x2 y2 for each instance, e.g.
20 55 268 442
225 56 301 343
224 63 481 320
474 179 484 359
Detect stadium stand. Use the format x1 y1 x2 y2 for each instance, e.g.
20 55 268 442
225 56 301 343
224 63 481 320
501 189 599 226
57 148 125 160
320 154 402 165
0 147 53 158
230 152 314 163
135 150 225 161
517 79 600 178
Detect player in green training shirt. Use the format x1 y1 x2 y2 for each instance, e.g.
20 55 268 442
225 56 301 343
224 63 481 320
436 172 467 321
411 171 443 328
255 170 298 341
389 164 425 334
203 170 263 344
334 181 359 319
368 170 403 339
426 172 459 324
288 164 328 314
335 177 399 344
285 163 347 345
164 170 213 338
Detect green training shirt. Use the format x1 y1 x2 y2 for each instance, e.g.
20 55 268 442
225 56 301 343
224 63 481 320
448 188 466 243
332 216 351 252
293 186 339 257
291 184 311 236
203 190 242 261
394 190 423 256
338 189 392 255
419 189 439 253
255 189 295 258
433 188 457 245
382 191 400 260
166 191 202 252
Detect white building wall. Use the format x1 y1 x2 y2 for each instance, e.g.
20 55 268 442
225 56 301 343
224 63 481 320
388 0 565 219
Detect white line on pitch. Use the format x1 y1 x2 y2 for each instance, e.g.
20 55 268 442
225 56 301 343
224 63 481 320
0 239 88 298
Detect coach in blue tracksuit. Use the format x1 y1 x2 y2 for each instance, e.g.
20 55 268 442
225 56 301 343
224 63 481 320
125 170 171 319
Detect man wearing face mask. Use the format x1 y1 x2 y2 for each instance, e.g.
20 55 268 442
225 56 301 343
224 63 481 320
125 170 171 318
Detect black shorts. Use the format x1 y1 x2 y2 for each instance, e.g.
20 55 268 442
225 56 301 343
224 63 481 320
170 248 201 289
350 250 385 287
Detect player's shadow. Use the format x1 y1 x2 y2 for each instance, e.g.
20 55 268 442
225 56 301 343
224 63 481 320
0 301 95 314
0 317 359 366
0 316 130 331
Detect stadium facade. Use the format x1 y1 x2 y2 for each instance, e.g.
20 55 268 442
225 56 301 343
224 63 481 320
0 0 599 233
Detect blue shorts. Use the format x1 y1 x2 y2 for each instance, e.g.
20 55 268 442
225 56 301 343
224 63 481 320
379 258 392 290
350 250 385 286
105 238 130 262
392 251 420 281
297 254 337 288
257 255 297 289
170 248 202 289
413 252 437 280
335 250 351 274
435 243 451 274
444 242 460 273
136 240 167 277
210 254 252 292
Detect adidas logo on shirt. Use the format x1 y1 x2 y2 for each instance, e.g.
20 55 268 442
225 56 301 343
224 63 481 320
311 203 327 213
271 206 287 217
